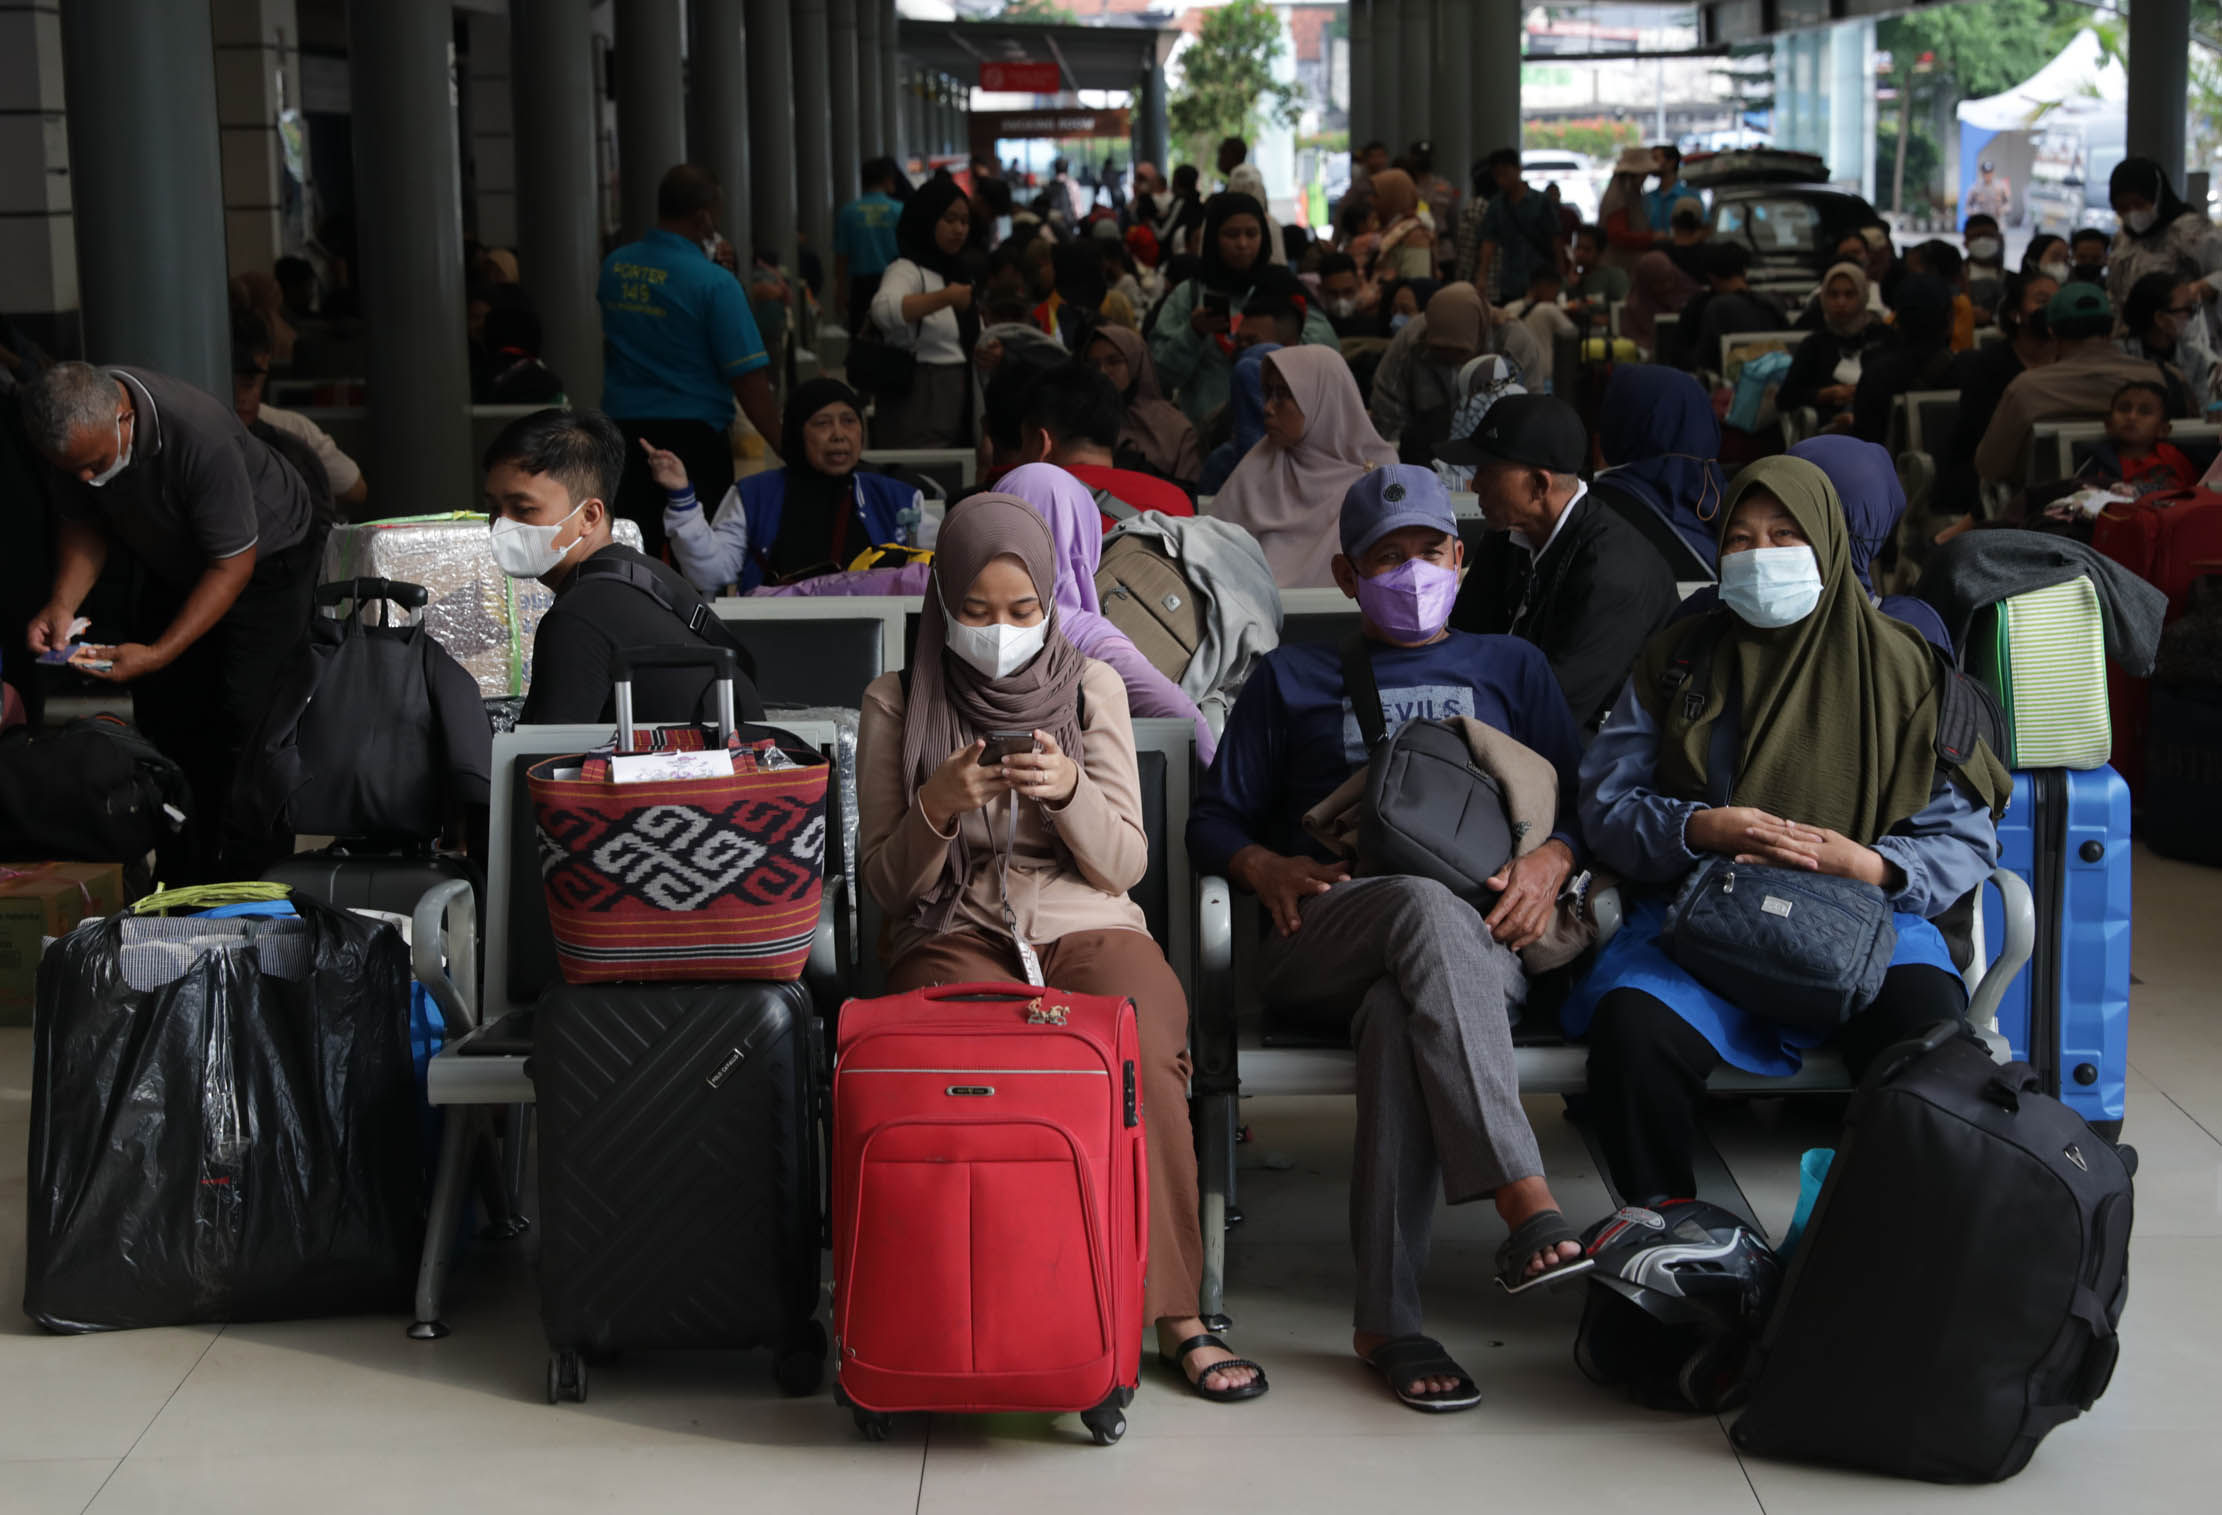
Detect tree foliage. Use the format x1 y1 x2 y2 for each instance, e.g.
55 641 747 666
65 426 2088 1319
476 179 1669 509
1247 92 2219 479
996 1 1078 21
1168 0 1303 168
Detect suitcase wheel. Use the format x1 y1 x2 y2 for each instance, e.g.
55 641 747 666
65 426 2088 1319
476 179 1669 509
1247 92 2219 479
773 1321 828 1398
1082 1395 1127 1446
852 1407 895 1441
546 1350 588 1406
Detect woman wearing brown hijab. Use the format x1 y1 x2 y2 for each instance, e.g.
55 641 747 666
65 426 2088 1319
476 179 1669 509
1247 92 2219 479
857 494 1269 1404
1207 344 1397 588
1365 168 1436 283
1085 325 1203 484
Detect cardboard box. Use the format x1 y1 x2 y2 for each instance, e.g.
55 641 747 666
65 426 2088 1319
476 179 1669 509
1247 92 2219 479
0 862 128 1023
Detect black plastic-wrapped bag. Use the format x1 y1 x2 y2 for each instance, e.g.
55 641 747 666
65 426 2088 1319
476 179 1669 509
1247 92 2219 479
24 893 424 1331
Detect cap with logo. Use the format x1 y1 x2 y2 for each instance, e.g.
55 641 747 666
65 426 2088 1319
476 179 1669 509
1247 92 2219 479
1339 464 1457 558
1435 392 1588 473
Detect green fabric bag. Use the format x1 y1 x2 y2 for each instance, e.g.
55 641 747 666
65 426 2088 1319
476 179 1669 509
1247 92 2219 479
1968 577 2111 769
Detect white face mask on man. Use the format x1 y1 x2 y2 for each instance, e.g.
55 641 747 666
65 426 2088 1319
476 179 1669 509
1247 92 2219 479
1719 545 1825 629
488 502 586 579
1968 236 2003 263
943 611 1049 680
86 412 132 489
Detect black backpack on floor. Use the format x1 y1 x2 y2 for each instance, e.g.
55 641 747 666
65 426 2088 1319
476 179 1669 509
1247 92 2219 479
1731 1023 2135 1483
0 714 190 862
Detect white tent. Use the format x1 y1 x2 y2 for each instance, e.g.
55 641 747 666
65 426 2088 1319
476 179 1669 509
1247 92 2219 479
1955 29 2127 226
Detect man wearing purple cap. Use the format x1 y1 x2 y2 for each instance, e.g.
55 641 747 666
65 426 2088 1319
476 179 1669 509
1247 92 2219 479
1189 463 1594 1414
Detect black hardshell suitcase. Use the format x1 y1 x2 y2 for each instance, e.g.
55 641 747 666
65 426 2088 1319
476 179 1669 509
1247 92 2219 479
1731 1025 2135 1483
533 979 826 1403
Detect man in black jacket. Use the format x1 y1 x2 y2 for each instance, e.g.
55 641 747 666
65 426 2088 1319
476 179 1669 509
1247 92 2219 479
481 408 762 727
1443 394 1680 738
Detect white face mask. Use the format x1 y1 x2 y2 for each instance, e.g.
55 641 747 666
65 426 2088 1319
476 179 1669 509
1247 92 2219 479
1969 237 2002 263
488 502 586 579
1720 545 1824 629
2040 259 2072 283
2126 208 2157 236
1325 295 1359 319
944 610 1049 680
86 413 131 488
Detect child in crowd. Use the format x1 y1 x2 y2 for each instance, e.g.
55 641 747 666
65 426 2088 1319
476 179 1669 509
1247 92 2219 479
2026 380 2199 536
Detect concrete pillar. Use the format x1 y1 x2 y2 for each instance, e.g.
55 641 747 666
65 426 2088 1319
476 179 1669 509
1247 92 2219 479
1473 0 1522 160
830 0 861 206
1434 1 1470 190
61 0 230 396
512 0 603 410
2127 0 2189 186
614 0 685 241
211 0 304 277
857 0 884 157
1398 0 1430 158
346 0 472 504
690 0 751 263
462 9 515 248
1370 0 1400 153
747 0 797 271
0 0 74 334
883 5 902 163
1139 60 1169 174
1348 0 1370 154
795 0 834 280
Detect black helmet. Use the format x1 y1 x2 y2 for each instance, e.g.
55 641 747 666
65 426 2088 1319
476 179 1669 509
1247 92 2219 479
1572 1201 1782 1413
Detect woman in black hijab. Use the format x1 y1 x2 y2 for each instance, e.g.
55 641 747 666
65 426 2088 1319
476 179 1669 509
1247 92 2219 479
2106 156 2222 315
1850 274 1957 446
866 172 979 447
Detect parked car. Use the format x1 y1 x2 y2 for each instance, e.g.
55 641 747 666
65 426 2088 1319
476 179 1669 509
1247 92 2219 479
1522 149 1601 223
1685 149 1881 308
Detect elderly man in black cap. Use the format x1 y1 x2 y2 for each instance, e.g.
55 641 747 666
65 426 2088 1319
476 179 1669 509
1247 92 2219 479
1443 393 1681 738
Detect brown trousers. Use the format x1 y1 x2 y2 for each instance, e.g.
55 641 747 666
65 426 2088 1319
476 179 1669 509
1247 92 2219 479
883 929 1203 1325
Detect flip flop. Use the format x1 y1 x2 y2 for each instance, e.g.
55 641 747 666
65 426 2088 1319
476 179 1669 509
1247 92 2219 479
1362 1334 1482 1413
1495 1208 1597 1295
1158 1333 1269 1403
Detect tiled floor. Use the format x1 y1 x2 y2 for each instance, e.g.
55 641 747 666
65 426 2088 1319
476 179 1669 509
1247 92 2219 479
4 847 2218 1513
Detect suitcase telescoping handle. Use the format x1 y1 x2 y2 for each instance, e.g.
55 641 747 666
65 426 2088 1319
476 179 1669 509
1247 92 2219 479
609 643 739 750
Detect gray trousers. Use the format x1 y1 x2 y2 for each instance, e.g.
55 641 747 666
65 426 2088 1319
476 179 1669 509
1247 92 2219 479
1256 875 1542 1338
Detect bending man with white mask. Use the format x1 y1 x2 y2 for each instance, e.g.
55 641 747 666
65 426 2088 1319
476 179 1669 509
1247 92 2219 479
22 360 320 881
1188 465 1595 1415
481 408 763 727
1564 455 2011 1208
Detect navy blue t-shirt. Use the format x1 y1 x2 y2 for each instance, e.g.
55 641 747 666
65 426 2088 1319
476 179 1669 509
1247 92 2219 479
1187 631 1587 875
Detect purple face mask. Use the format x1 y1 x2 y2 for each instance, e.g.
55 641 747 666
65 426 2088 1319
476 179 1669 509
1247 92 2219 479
1353 556 1459 644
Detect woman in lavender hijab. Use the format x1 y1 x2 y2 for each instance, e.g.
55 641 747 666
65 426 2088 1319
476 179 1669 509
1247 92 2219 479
996 462 1216 762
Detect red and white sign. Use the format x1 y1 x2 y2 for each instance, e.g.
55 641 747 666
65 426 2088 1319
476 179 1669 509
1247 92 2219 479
979 60 1063 92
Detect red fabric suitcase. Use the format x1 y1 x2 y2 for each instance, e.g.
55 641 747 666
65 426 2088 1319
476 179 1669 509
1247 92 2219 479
831 982 1145 1445
2089 489 2222 791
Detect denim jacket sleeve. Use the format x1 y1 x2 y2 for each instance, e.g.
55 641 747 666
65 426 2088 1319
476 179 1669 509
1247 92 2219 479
1874 772 2001 918
1576 678 1705 884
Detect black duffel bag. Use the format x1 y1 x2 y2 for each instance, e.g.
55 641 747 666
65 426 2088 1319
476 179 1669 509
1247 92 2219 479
0 714 190 862
1342 637 1515 902
24 889 424 1331
1732 1024 2136 1482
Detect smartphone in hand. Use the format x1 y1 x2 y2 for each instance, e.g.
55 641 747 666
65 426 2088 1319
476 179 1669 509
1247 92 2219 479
977 730 1036 766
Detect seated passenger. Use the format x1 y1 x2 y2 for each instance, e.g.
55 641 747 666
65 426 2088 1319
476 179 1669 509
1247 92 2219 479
1590 364 1725 579
1777 263 1887 430
1208 345 1396 589
1566 456 2008 1206
1188 466 1594 1413
1444 394 1679 737
1852 274 1956 446
2025 380 2199 532
1011 361 1196 521
1976 282 2189 487
1084 325 1203 485
1151 191 1338 424
994 462 1215 758
654 378 924 593
858 495 1267 1404
1196 341 1279 496
484 408 764 726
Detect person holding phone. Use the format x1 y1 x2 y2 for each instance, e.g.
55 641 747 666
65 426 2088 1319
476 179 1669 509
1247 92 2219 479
1149 191 1338 424
856 494 1269 1406
867 173 978 448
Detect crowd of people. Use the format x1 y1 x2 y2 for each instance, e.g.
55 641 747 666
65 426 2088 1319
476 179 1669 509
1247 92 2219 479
3 134 2203 1414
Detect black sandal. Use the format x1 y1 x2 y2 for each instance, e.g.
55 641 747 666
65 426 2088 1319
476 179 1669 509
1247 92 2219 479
1158 1333 1270 1402
1494 1208 1596 1295
1363 1334 1481 1412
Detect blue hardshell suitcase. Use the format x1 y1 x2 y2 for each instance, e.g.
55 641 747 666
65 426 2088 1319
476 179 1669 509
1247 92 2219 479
1982 767 2131 1136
